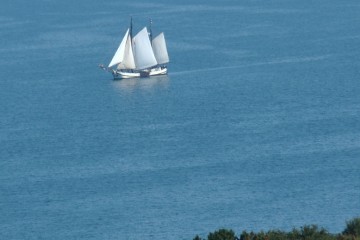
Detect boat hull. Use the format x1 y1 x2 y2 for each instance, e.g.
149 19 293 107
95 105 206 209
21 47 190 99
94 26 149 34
113 67 167 79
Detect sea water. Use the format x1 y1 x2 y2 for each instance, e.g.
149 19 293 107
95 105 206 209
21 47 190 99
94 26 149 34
0 0 359 239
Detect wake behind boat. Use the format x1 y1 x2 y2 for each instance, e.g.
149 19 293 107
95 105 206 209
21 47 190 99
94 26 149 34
100 18 169 80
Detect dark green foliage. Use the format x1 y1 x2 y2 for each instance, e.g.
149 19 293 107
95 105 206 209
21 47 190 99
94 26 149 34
240 225 336 240
240 225 335 240
194 218 360 240
298 224 332 240
265 230 288 240
343 218 360 237
193 235 203 240
336 234 358 240
207 229 236 240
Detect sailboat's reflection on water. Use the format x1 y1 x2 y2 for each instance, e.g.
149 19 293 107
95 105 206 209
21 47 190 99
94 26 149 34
112 75 170 93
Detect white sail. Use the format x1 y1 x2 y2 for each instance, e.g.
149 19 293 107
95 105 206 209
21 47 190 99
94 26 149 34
132 27 158 70
117 34 136 69
152 32 169 65
108 29 129 68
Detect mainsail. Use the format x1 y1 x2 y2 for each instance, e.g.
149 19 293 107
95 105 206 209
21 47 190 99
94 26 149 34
108 29 130 68
152 32 169 65
132 27 158 70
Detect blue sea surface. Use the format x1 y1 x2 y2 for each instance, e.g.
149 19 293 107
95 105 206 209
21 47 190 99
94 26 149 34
1 0 360 239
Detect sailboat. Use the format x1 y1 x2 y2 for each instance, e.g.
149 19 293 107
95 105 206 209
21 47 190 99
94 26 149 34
99 18 169 79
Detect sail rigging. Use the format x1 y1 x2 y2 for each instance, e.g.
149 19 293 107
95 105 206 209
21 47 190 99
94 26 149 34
132 27 158 70
152 32 169 65
108 29 130 68
117 34 136 69
102 18 169 79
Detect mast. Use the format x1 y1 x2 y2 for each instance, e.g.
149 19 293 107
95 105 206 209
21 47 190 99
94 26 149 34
149 18 153 44
129 16 133 39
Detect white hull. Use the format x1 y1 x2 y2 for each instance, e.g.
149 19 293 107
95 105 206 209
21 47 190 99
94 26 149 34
113 67 167 79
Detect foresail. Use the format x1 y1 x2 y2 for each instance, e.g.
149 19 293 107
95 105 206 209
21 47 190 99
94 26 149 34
152 32 169 65
132 27 158 70
117 34 136 69
108 29 129 68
